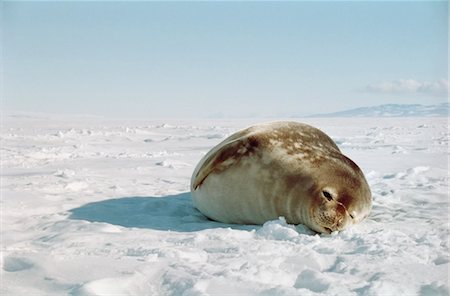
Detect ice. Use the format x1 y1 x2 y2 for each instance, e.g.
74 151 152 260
2 257 34 272
309 103 449 118
256 218 298 240
1 115 448 295
294 269 330 292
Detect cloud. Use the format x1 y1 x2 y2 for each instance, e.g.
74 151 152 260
365 79 449 97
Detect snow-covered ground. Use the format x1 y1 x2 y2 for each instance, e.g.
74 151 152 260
1 115 449 296
309 103 449 118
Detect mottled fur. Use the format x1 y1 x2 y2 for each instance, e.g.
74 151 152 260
191 121 372 233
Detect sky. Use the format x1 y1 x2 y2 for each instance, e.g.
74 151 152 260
2 1 448 118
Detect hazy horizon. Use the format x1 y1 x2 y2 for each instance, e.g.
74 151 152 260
3 1 448 119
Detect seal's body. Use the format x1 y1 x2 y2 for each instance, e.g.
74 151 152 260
191 121 371 233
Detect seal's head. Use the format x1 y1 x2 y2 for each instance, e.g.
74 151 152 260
306 154 372 234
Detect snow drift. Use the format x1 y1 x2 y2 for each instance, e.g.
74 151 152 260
2 115 449 295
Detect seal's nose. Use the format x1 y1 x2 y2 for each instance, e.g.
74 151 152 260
334 203 349 230
336 202 347 216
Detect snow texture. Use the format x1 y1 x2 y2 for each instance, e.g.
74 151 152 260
309 103 449 118
1 115 449 295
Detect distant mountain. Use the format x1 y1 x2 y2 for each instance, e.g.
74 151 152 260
308 103 449 118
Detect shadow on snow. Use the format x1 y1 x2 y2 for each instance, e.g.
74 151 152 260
68 192 258 232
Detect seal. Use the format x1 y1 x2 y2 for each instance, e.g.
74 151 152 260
190 121 372 234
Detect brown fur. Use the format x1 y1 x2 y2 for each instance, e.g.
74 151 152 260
191 121 372 233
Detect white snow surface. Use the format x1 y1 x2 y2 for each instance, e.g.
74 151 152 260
309 103 449 118
1 115 449 296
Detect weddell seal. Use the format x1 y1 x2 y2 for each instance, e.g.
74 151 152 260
190 121 372 234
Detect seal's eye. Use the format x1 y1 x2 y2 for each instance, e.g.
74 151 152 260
349 214 355 219
322 190 333 201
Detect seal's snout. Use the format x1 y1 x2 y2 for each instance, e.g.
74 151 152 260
336 203 353 229
336 202 347 216
323 215 348 233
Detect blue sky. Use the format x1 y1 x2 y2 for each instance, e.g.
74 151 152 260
3 1 448 118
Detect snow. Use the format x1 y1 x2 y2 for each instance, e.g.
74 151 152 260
309 103 449 118
1 115 449 295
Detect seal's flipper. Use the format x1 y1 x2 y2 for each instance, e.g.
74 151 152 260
192 137 247 190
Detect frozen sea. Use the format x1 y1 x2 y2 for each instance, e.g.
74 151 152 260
1 115 449 295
